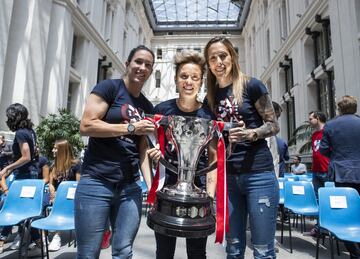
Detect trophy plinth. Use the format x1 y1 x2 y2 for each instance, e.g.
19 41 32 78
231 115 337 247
147 116 216 238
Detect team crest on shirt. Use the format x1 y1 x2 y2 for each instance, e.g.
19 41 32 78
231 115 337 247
215 96 242 122
314 139 321 151
121 104 142 123
119 104 142 143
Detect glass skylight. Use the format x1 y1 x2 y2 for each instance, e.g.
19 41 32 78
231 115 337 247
144 0 247 31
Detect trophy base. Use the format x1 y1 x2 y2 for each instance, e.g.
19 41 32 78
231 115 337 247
147 190 215 238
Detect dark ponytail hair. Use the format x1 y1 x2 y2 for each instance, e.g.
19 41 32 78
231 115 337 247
6 103 33 131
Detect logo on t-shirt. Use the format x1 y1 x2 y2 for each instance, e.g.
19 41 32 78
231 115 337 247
119 104 142 144
215 96 241 122
120 104 142 123
314 139 321 152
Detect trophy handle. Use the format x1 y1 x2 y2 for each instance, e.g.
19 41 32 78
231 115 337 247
158 157 178 174
195 161 217 176
146 136 178 174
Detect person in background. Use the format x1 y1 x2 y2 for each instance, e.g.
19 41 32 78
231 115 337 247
290 155 307 175
0 135 13 170
204 36 279 259
308 111 330 237
151 50 217 259
308 111 330 197
75 45 155 258
320 95 360 258
48 139 81 252
0 103 41 254
34 145 50 185
272 102 290 177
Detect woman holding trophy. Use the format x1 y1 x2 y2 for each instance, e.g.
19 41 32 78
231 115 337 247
204 37 280 259
149 49 217 259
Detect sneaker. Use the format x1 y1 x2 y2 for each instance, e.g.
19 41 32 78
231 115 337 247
10 234 21 250
101 230 111 249
48 233 61 252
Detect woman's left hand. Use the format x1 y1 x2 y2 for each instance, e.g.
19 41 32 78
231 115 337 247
0 168 8 177
229 127 257 143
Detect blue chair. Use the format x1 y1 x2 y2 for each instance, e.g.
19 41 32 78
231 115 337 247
324 181 335 188
31 181 77 258
278 177 288 244
278 178 285 205
284 174 299 182
316 187 360 259
297 174 312 182
283 181 319 253
0 179 45 257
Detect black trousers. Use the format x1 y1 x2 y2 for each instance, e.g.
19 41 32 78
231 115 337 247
155 232 207 259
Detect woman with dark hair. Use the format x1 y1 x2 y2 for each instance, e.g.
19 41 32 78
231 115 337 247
75 45 156 258
0 103 41 253
204 37 279 259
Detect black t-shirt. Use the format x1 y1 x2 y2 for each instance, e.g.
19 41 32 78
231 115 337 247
207 77 274 174
12 128 37 174
53 162 81 190
154 99 215 188
34 156 49 179
81 79 154 183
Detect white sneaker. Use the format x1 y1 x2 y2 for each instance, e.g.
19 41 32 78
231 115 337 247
48 233 61 252
10 234 21 250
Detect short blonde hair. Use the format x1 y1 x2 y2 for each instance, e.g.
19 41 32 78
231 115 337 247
337 95 357 114
174 50 206 78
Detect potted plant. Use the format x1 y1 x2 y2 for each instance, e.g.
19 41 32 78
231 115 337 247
36 108 84 159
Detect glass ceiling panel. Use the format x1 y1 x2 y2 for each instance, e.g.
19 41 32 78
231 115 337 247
144 0 248 32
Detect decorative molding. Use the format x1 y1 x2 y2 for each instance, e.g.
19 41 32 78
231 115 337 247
57 0 126 74
69 67 81 83
260 0 328 82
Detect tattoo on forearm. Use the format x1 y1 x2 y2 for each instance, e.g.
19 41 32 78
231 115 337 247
254 95 280 139
207 177 214 184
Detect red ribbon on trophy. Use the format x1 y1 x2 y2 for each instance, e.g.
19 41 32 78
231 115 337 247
146 114 166 204
214 121 229 244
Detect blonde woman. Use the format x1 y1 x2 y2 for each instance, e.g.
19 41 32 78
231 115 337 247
48 139 80 251
204 36 279 259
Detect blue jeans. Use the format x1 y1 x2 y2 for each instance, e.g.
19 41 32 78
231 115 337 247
312 172 329 199
226 172 279 259
74 175 142 259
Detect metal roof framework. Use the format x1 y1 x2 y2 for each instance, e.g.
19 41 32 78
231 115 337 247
143 0 251 32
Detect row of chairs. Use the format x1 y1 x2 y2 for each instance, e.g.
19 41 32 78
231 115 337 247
283 173 313 182
278 178 360 258
0 180 76 258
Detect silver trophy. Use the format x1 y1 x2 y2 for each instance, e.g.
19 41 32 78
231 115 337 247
147 115 217 238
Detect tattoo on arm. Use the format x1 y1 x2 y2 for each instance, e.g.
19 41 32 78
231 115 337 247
207 177 214 184
254 94 280 139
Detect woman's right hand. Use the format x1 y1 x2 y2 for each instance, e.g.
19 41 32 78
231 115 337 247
133 120 156 135
147 144 162 165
